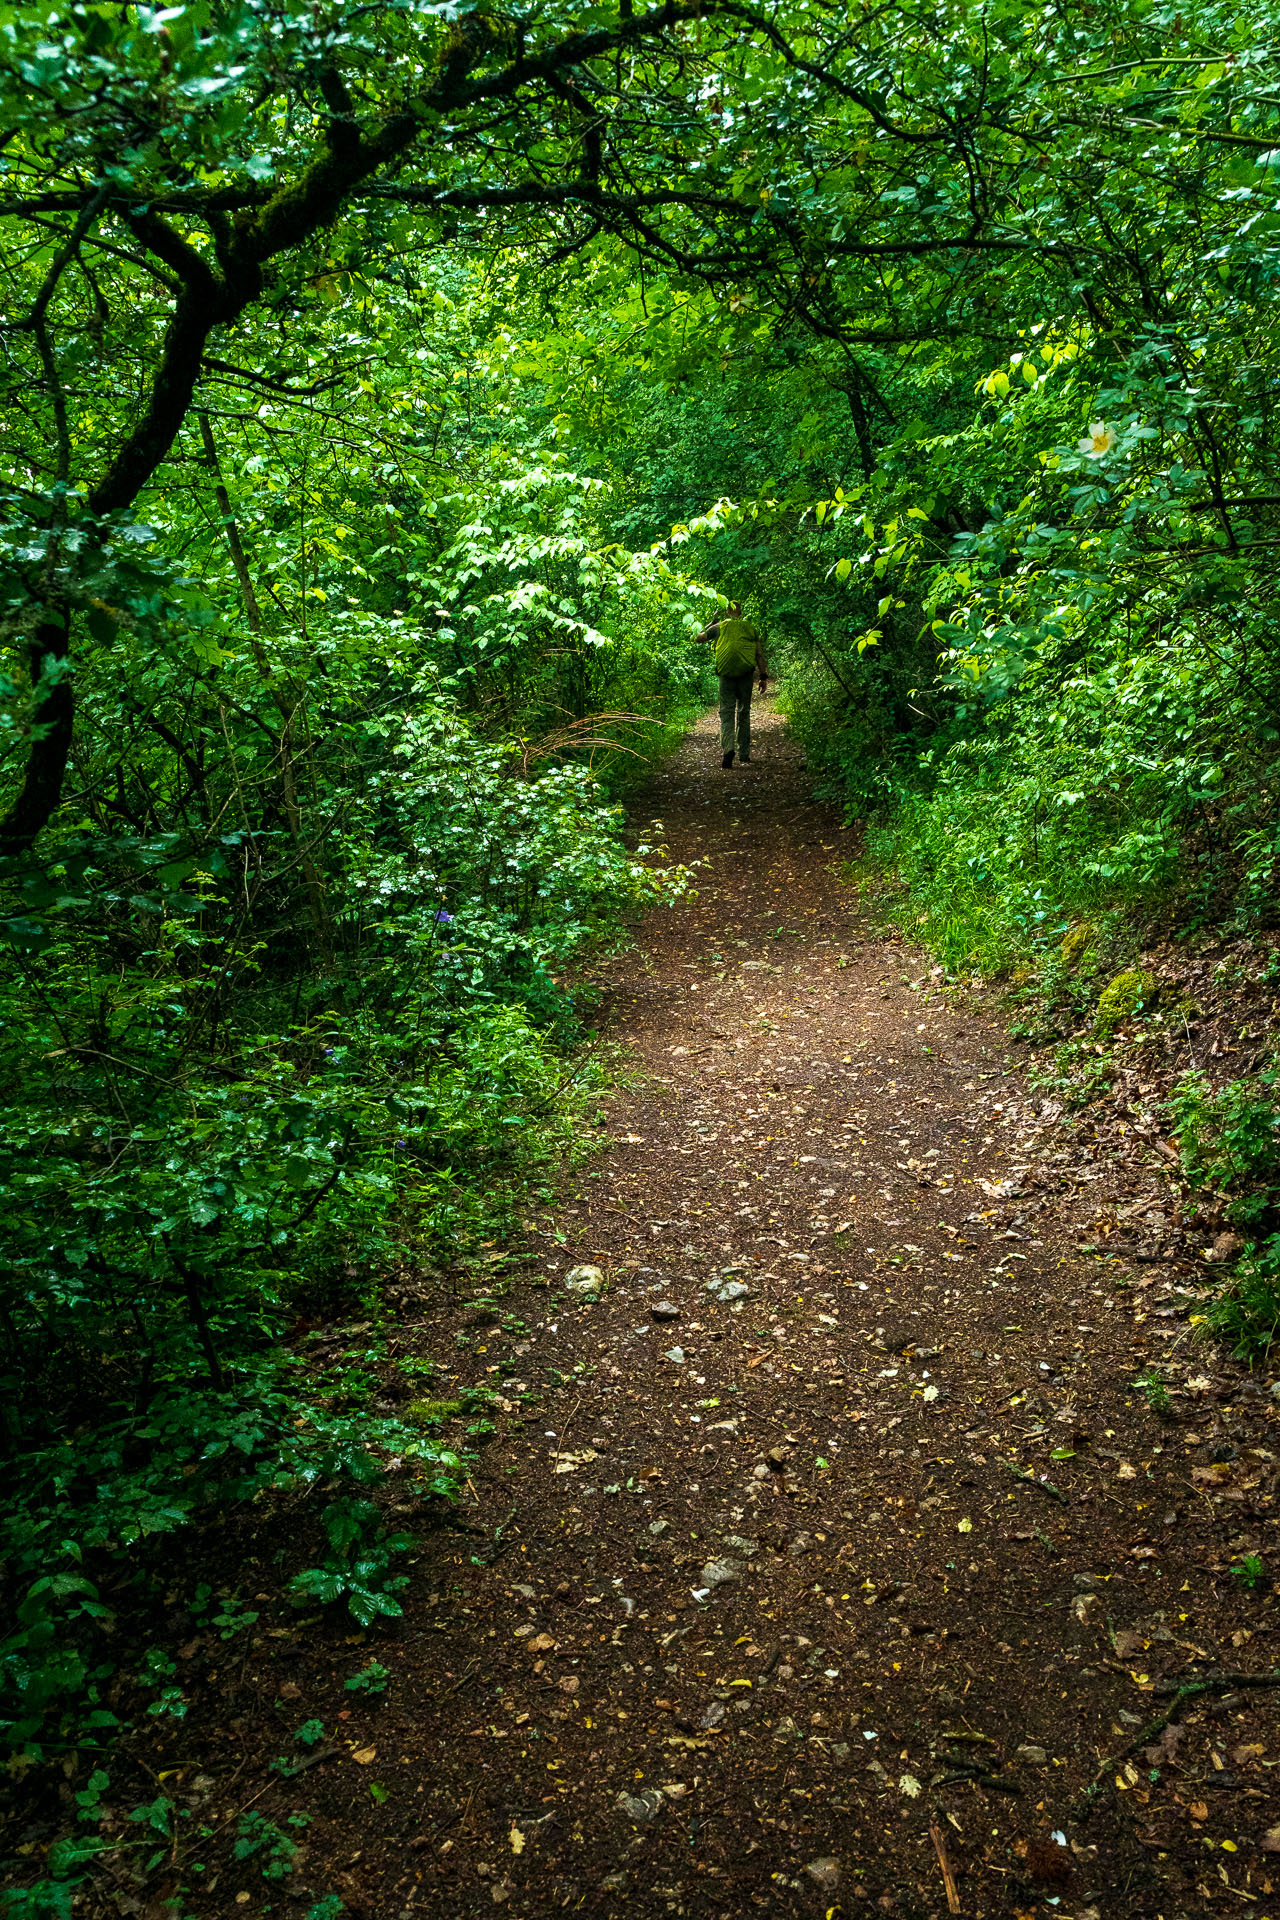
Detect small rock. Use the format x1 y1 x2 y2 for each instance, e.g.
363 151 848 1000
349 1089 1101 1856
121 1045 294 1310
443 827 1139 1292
650 1300 681 1322
565 1265 604 1293
648 1519 670 1538
1016 1743 1048 1765
615 1789 665 1824
1073 1572 1101 1590
1261 1825 1280 1853
705 1277 750 1302
663 1346 685 1364
700 1701 727 1729
804 1858 841 1894
766 1445 790 1469
1095 967 1159 1035
700 1557 740 1588
722 1534 759 1556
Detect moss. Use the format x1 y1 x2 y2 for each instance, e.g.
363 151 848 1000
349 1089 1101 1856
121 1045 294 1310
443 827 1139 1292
406 1397 463 1427
1095 968 1158 1034
1060 922 1097 966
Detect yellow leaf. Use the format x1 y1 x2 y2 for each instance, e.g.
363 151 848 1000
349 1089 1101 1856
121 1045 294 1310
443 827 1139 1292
351 1747 377 1765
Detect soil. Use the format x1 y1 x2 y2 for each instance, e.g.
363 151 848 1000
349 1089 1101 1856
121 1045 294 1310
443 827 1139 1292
40 704 1280 1919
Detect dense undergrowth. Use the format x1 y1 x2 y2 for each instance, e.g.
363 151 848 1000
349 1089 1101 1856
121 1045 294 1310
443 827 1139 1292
0 279 706 1794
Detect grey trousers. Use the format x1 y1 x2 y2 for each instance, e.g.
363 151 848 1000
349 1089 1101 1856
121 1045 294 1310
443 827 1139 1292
718 670 754 759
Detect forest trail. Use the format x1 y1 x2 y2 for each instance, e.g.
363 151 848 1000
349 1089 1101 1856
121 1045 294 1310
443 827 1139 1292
305 705 1278 1920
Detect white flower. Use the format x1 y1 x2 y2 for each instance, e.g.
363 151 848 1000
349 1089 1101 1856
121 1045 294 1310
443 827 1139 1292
1078 421 1117 458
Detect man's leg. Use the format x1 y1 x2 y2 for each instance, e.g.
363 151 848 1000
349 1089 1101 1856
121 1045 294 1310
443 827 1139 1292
718 675 737 765
736 672 753 762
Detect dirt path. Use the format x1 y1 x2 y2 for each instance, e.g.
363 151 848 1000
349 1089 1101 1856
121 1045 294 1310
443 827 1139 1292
264 707 1279 1918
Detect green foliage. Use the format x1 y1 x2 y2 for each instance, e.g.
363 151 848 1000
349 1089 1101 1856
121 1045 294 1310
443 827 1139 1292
1233 1554 1270 1593
1132 1370 1173 1419
1205 1235 1280 1362
344 1660 390 1696
1168 1073 1280 1228
233 1809 309 1881
288 1499 413 1627
1168 1071 1280 1357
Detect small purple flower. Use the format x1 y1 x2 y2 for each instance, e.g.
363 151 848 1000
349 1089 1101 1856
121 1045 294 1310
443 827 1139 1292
434 910 454 925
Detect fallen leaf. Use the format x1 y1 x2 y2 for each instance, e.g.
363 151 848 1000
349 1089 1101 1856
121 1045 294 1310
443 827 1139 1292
510 1827 525 1854
351 1747 377 1765
1144 1723 1184 1767
527 1633 555 1653
552 1448 597 1474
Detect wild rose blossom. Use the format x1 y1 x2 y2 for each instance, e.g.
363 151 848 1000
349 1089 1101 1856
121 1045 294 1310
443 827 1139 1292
1078 421 1117 458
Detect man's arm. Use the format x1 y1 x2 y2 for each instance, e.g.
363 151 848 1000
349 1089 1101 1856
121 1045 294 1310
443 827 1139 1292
696 619 721 645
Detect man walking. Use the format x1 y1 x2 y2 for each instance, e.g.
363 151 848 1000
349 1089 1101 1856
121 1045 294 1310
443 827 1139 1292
699 600 768 768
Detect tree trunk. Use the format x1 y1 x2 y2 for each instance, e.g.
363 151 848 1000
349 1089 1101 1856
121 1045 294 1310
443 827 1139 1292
0 609 73 859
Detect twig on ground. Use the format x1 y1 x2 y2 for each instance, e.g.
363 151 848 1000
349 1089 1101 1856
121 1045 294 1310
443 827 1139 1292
1001 1460 1069 1505
930 1813 962 1914
551 1395 582 1474
1073 1669 1280 1818
472 1505 517 1566
436 1659 481 1702
933 1770 1022 1794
